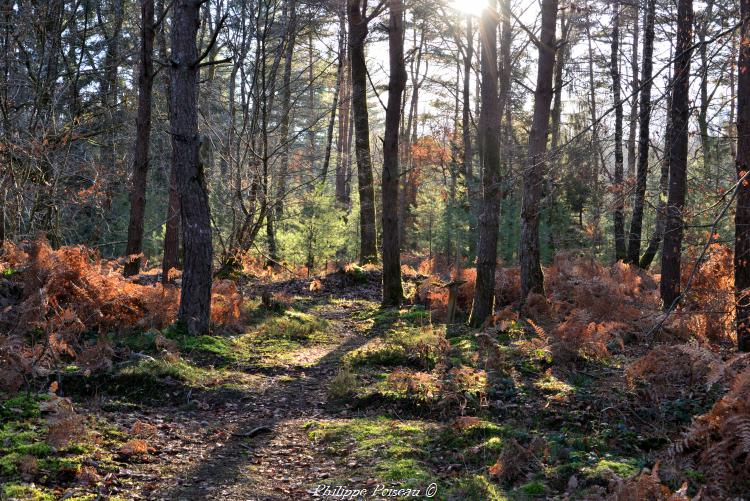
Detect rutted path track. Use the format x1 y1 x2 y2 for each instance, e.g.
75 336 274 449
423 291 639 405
118 285 380 500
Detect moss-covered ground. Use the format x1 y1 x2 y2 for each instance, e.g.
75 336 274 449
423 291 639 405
1 271 699 499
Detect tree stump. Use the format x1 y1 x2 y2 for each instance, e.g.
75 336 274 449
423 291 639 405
442 280 466 324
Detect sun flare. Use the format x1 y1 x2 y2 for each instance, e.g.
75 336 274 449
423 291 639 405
450 0 489 17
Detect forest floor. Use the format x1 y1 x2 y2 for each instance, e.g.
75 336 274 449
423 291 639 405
0 263 738 500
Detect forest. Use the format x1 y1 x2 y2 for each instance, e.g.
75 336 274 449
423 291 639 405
1 0 750 498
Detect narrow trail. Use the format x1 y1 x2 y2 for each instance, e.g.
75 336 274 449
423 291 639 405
118 291 379 500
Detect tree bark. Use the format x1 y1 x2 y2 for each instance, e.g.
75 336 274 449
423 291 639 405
547 10 571 257
469 0 501 326
335 0 351 208
348 0 377 263
307 32 316 180
610 0 626 262
124 0 156 277
0 184 4 246
160 0 180 282
399 21 425 252
519 0 557 299
736 37 737 160
698 0 715 177
320 50 342 183
381 0 406 307
735 0 750 352
265 0 295 266
660 0 693 309
172 0 213 335
100 0 124 179
626 0 655 265
585 9 604 247
462 15 473 180
639 85 672 270
276 0 297 219
626 1 639 181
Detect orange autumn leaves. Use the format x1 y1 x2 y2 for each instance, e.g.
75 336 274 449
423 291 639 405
0 239 243 392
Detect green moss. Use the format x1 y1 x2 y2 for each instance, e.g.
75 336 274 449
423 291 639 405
478 436 504 455
447 475 509 501
115 328 159 353
0 394 41 420
371 306 430 326
344 264 368 283
115 306 331 370
0 395 125 500
585 457 639 479
257 310 329 340
306 417 434 486
2 483 55 501
230 309 334 367
15 441 52 457
345 339 409 367
450 335 479 364
0 395 50 476
118 358 209 384
304 416 528 495
533 373 574 398
593 459 638 478
2 267 18 277
178 334 233 356
1 452 20 474
438 420 510 449
399 306 430 322
0 428 41 448
328 367 358 400
114 357 255 392
368 371 441 407
516 480 547 498
344 325 445 369
684 468 706 483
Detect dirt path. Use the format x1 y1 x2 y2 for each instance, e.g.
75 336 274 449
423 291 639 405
116 298 374 500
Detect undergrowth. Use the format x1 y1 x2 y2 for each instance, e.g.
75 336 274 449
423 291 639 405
0 392 128 501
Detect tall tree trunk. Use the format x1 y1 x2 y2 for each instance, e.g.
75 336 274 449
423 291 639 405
462 15 478 258
698 0 715 177
468 0 501 326
160 0 180 282
611 0 626 261
265 0 295 266
348 0 377 263
626 0 655 265
276 0 297 218
381 0 405 307
730 34 738 162
734 0 750 352
345 85 354 205
39 0 64 245
549 9 568 161
547 10 570 257
320 57 341 183
0 183 4 246
399 22 424 253
498 0 511 181
124 0 156 277
462 15 473 180
335 0 351 208
100 0 124 177
585 9 603 247
660 0 693 309
639 85 672 270
519 0 557 299
172 0 213 335
626 1 639 181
